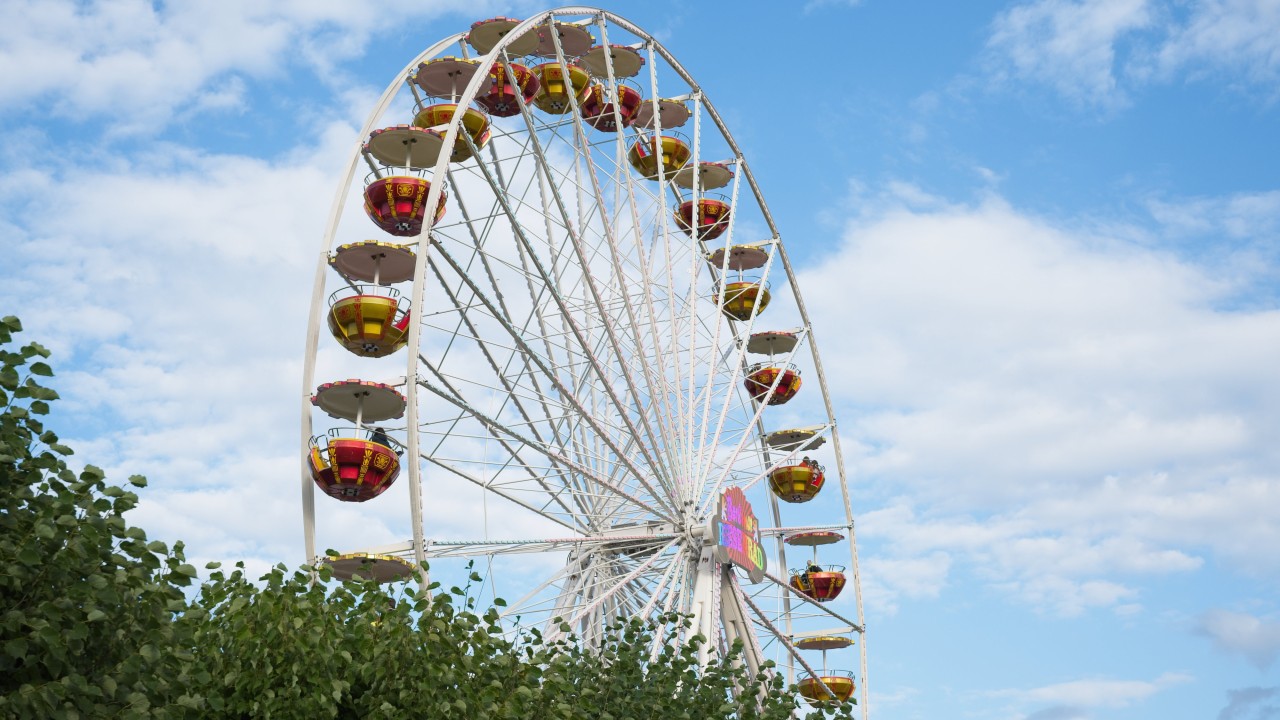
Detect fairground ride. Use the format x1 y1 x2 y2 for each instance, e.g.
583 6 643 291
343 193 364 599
299 8 868 715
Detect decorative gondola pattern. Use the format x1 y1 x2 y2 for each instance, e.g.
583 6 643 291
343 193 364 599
299 8 867 716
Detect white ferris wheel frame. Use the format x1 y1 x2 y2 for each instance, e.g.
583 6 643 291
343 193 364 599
298 7 869 716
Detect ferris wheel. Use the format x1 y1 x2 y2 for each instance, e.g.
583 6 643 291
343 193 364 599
298 8 867 715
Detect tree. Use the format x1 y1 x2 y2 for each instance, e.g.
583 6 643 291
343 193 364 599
0 317 852 719
0 316 201 718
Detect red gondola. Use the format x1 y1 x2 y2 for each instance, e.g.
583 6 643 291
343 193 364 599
744 362 802 405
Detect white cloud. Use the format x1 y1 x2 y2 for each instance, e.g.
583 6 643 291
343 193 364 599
0 0 501 134
861 550 951 613
1198 609 1280 670
1147 190 1280 240
1218 686 1280 720
997 575 1139 617
987 0 1152 107
0 113 367 569
802 190 1280 613
802 0 863 14
986 0 1280 107
996 671 1192 710
1030 672 1192 705
1148 0 1280 92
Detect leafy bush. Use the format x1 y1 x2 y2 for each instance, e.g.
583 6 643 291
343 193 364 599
0 316 200 717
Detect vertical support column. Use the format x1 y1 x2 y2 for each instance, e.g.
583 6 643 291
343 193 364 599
688 542 721 668
720 568 766 711
720 568 762 678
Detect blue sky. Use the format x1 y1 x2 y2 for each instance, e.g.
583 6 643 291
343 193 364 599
2 1 1279 719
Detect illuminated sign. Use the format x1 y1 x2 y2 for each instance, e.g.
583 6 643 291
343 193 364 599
713 487 766 583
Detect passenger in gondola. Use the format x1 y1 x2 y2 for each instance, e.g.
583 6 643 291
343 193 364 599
369 426 397 455
800 561 823 591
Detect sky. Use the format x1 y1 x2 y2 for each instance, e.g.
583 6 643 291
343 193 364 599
1 1 1279 719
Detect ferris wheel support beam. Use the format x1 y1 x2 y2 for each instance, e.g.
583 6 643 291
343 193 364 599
687 542 722 668
721 570 764 677
550 552 600 630
722 571 767 707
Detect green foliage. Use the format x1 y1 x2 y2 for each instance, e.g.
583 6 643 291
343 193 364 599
0 318 853 719
0 317 200 718
186 561 831 719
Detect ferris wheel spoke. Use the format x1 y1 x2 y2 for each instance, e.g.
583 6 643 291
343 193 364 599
543 536 679 644
480 85 679 502
423 453 583 533
498 555 584 622
430 231 640 438
418 372 676 523
633 133 695 502
552 66 686 505
678 96 736 499
616 206 683 462
428 234 589 447
446 137 680 514
417 357 612 527
687 159 753 482
417 358 640 527
421 534 675 560
691 247 784 514
647 555 690 661
635 544 683 619
424 256 573 458
422 425 640 531
496 56 680 438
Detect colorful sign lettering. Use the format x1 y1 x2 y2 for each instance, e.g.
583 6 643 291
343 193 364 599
713 486 766 583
